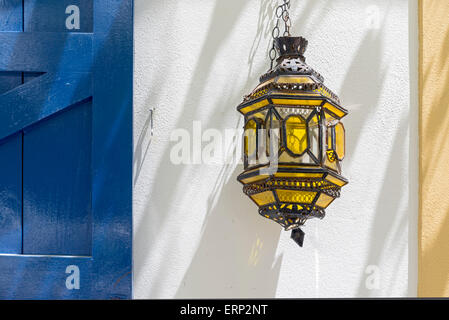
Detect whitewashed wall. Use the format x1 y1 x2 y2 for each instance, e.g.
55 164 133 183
133 0 418 298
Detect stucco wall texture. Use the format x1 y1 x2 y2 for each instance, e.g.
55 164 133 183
419 0 449 297
133 0 418 298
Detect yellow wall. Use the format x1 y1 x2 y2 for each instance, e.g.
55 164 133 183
419 0 449 297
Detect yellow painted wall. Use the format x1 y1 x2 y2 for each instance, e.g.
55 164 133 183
419 0 449 297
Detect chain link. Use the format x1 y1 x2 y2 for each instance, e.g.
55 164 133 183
269 0 291 69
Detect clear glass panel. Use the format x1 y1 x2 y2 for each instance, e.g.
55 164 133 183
285 115 308 155
252 110 268 120
267 111 281 160
266 112 271 157
248 111 267 165
324 110 337 124
276 107 312 120
257 120 268 165
279 150 314 164
327 126 333 150
308 113 320 159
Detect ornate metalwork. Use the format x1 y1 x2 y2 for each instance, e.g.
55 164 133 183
236 29 349 247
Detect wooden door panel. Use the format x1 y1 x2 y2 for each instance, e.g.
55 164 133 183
23 99 92 256
0 0 133 299
0 133 22 254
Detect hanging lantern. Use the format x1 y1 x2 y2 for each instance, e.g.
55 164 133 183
236 2 348 247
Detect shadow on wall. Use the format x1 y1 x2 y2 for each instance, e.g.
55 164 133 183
340 27 392 296
175 165 283 298
133 0 284 298
340 6 410 296
295 1 412 296
134 0 414 298
173 0 337 299
175 0 283 298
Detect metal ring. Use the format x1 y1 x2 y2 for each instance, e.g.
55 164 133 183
272 26 280 38
269 47 277 60
276 6 284 18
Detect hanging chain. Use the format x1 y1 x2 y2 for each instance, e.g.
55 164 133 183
269 0 292 69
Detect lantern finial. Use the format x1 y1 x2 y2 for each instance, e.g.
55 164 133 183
274 36 308 62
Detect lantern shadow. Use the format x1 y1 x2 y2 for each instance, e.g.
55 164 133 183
246 0 277 82
350 1 418 296
132 0 199 289
333 2 415 296
355 119 410 297
173 0 285 298
342 35 409 296
133 0 284 298
175 165 283 298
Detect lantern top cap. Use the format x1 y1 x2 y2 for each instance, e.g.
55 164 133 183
259 35 324 83
275 36 308 62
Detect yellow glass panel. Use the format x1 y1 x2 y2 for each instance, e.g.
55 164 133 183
278 164 320 169
277 190 317 204
335 122 345 160
272 98 322 106
314 86 337 101
272 92 321 97
325 174 348 187
239 99 270 115
285 116 308 155
250 191 276 206
274 172 324 179
323 102 347 118
244 119 257 157
239 174 269 185
275 76 314 84
315 193 335 208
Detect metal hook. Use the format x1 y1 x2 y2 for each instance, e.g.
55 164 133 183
149 107 155 137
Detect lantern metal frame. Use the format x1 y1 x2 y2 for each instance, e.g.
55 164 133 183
236 35 348 246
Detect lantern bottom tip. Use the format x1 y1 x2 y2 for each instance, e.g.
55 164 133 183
291 228 305 247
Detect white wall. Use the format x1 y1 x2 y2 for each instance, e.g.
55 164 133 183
133 0 418 298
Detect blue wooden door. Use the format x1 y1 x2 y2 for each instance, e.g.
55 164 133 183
0 0 133 299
